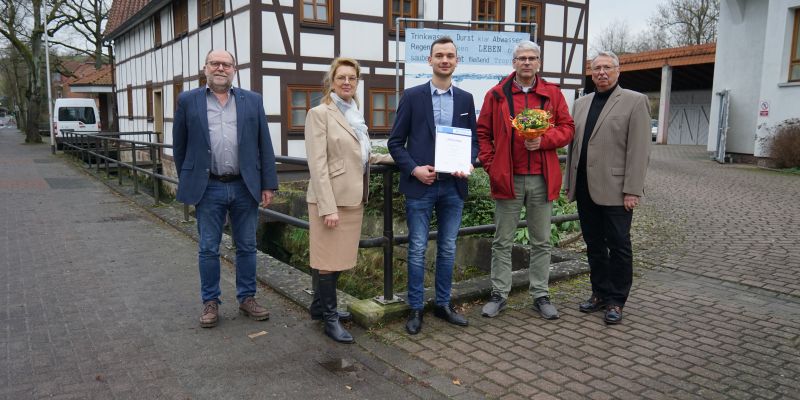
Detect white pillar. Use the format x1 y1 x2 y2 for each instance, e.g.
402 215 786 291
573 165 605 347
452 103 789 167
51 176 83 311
657 64 672 145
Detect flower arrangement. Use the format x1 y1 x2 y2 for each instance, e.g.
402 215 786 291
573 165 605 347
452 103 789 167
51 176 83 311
510 108 552 139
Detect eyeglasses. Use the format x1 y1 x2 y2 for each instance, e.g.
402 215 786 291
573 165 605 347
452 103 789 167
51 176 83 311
207 61 234 70
591 65 617 73
335 75 358 83
514 56 540 63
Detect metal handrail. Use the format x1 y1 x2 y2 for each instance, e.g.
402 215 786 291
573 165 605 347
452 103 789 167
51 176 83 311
63 133 579 303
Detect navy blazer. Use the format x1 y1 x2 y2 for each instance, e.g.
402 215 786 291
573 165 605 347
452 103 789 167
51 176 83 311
172 87 278 205
387 82 479 200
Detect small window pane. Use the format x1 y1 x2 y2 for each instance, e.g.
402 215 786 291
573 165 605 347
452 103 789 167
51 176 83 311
292 110 306 126
304 4 313 17
373 112 385 126
311 92 323 106
373 93 385 108
388 111 396 123
317 6 327 19
791 64 800 81
292 92 306 106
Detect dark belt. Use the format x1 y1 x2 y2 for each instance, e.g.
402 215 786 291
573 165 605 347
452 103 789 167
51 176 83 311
435 172 452 181
209 173 242 183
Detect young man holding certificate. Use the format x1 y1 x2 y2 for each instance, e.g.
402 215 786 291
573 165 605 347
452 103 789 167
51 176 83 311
387 36 478 335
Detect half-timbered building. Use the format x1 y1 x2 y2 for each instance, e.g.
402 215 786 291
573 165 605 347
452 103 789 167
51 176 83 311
103 0 588 174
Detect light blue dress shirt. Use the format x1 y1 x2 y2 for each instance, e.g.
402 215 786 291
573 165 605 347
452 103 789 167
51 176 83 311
429 81 454 127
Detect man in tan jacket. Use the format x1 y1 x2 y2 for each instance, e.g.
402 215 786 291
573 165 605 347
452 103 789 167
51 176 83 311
565 51 651 325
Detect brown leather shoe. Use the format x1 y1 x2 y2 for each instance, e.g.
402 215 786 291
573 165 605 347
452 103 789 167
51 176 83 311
200 300 219 328
239 297 270 321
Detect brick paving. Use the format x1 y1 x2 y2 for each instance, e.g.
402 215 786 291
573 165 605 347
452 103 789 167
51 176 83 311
374 145 800 399
0 128 445 400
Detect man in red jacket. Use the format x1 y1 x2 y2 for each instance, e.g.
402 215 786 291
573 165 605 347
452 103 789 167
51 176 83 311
477 40 575 320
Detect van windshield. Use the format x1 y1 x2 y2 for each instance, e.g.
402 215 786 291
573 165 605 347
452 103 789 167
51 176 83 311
58 107 96 124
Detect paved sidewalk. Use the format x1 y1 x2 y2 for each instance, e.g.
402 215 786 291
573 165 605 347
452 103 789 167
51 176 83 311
372 145 800 399
0 128 445 400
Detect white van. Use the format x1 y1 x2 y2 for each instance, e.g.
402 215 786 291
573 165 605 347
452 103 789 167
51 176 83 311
53 98 101 148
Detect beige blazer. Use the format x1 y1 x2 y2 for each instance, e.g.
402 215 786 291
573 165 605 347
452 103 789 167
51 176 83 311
565 86 651 206
305 102 392 216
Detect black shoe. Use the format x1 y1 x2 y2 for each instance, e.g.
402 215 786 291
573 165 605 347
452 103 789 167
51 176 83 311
318 273 354 343
406 309 423 335
604 305 623 325
579 294 607 313
433 304 468 326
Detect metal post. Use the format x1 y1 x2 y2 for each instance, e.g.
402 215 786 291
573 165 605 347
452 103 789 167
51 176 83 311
150 145 159 205
42 3 55 154
118 139 123 185
132 144 138 194
381 168 396 303
94 136 101 172
103 137 110 178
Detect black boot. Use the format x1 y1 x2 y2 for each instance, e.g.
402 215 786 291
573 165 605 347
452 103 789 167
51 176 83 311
318 272 354 344
309 273 352 322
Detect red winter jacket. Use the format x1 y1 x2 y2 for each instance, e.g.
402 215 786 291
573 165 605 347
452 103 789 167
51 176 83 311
477 73 575 201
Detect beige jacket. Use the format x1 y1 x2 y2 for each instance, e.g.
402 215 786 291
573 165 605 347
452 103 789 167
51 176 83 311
565 86 651 205
305 102 392 216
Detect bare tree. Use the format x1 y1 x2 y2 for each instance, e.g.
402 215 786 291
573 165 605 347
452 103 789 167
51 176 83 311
0 46 31 127
0 0 68 143
591 19 633 55
49 0 110 69
652 0 719 47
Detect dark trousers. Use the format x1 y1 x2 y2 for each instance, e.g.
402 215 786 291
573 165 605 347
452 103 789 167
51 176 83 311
575 176 633 307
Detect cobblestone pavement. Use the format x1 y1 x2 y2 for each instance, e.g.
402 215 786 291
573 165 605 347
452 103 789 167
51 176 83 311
0 129 446 400
374 145 800 399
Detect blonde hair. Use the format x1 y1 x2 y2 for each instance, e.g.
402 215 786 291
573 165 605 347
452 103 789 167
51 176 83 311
322 57 361 108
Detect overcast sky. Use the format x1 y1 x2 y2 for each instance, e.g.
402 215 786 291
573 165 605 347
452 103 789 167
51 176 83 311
587 0 663 49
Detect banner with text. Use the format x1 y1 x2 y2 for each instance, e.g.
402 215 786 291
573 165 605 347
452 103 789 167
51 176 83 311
404 28 530 115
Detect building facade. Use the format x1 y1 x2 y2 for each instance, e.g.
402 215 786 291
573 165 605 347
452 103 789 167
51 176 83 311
104 0 588 168
708 0 800 161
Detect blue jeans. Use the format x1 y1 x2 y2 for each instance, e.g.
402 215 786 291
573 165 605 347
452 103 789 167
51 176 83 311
195 179 258 304
405 179 464 310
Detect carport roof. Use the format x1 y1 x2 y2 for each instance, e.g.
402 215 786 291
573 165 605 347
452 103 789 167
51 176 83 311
584 43 716 93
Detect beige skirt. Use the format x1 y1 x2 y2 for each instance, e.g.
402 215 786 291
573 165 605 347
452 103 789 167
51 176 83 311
308 203 364 271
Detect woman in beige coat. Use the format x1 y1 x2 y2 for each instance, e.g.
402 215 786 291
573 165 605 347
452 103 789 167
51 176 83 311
305 57 392 343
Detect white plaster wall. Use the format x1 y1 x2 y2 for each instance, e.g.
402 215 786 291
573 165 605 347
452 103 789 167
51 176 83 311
300 33 334 58
443 0 471 24
232 12 251 65
544 4 564 37
543 41 562 74
755 0 800 157
388 40 406 62
288 140 306 158
567 6 584 39
262 12 287 55
341 0 382 16
422 0 437 19
708 0 769 155
262 75 282 116
341 21 384 61
236 68 251 91
569 44 584 75
267 122 281 156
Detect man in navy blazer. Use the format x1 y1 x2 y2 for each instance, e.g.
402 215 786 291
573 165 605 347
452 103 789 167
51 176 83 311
388 36 478 335
173 49 278 328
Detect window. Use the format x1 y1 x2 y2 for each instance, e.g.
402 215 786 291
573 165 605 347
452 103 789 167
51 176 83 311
198 0 224 25
126 84 133 119
146 82 154 120
474 0 501 31
287 86 323 131
302 0 332 25
517 1 541 37
173 0 188 37
369 89 398 131
790 8 800 82
153 14 162 46
173 81 184 112
388 0 418 32
58 107 96 124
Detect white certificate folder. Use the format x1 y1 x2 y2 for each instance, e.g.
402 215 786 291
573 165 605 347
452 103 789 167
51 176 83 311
434 125 473 174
